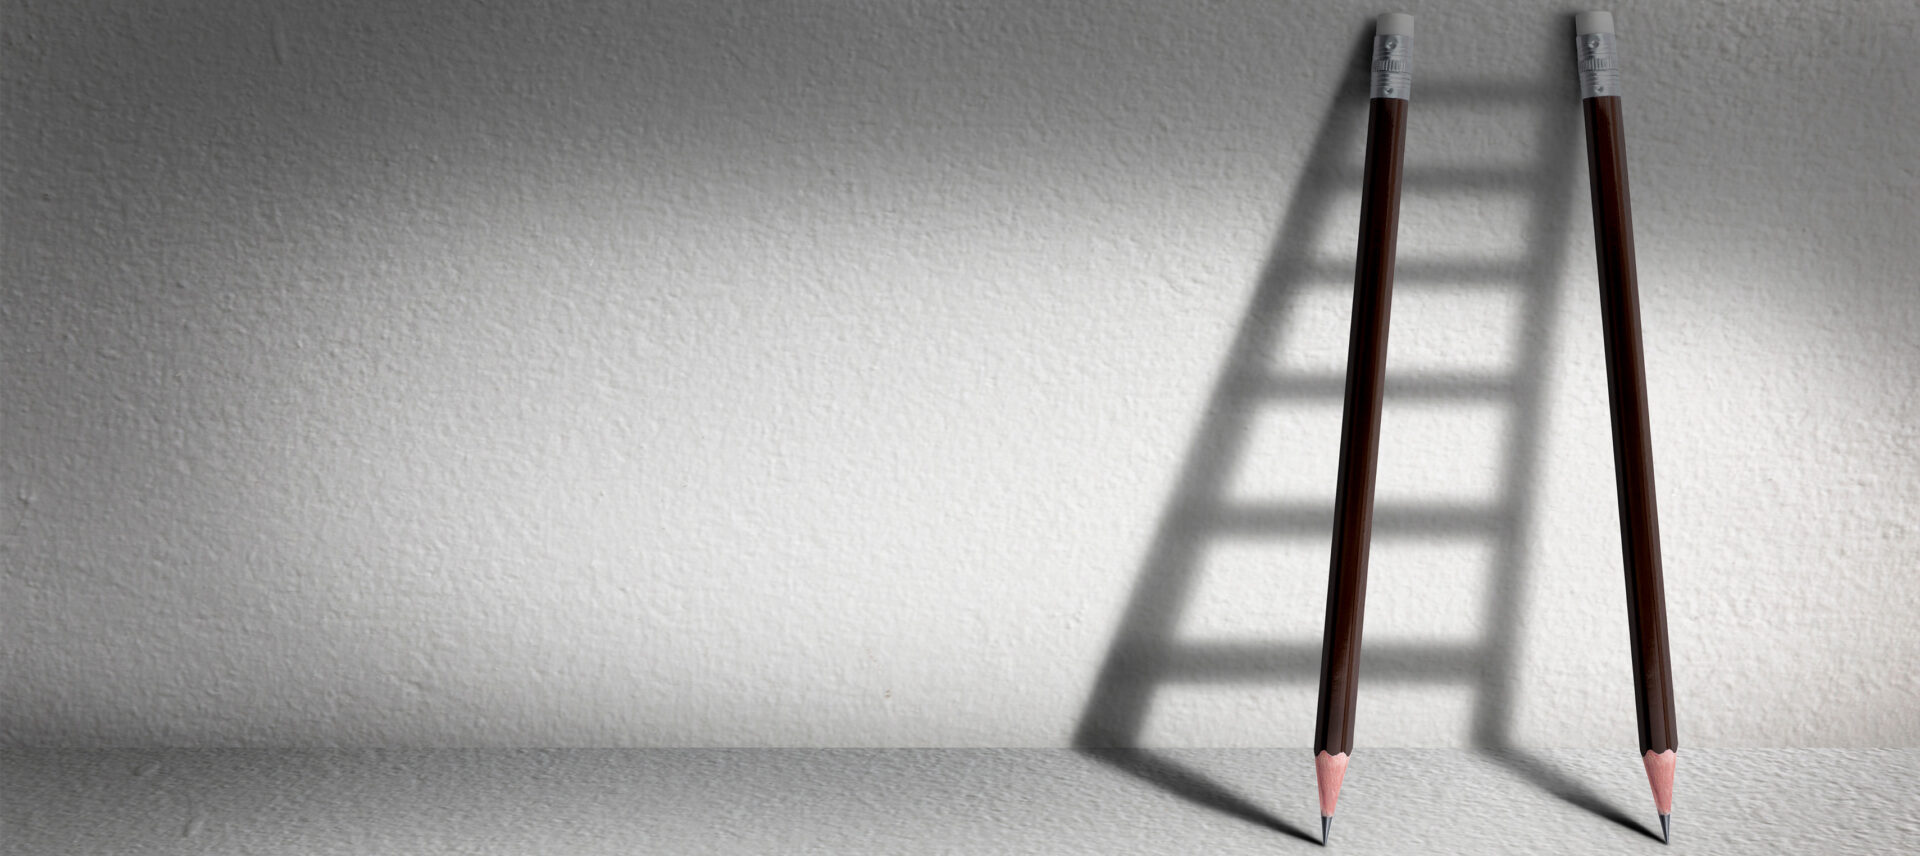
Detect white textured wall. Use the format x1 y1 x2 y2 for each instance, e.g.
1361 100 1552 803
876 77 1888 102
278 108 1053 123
4 0 1916 748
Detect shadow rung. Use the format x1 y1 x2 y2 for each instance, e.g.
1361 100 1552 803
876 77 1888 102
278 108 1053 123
1205 501 1508 537
1236 372 1515 401
1305 259 1531 284
1332 165 1538 193
1156 640 1485 683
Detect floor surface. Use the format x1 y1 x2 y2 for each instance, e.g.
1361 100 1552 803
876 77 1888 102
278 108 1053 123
4 749 1916 854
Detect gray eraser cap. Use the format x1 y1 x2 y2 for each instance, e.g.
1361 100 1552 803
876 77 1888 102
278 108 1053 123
1575 11 1615 34
1376 13 1414 35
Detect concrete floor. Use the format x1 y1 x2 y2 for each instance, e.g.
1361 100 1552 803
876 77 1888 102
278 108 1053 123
4 749 1915 854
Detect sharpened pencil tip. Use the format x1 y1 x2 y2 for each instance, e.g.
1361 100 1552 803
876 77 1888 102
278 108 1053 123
1660 813 1670 844
1321 815 1331 845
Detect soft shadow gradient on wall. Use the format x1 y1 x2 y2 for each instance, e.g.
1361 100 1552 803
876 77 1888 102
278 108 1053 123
5 1 1918 748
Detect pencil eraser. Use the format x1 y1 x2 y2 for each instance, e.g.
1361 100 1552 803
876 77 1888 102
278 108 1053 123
1376 13 1414 36
1575 12 1614 35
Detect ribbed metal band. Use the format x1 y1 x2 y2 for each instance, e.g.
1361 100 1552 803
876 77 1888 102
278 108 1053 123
1370 33 1411 100
1576 32 1622 99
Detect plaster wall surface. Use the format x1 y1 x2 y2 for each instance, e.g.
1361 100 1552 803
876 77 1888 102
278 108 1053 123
4 0 1917 747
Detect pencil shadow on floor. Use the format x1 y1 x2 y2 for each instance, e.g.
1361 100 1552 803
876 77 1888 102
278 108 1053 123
1074 17 1653 844
1080 748 1321 844
1478 749 1664 842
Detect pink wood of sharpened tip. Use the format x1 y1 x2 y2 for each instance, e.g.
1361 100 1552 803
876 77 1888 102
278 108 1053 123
1315 751 1350 817
1643 750 1676 815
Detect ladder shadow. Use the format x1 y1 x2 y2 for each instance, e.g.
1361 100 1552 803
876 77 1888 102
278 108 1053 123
1074 20 1655 843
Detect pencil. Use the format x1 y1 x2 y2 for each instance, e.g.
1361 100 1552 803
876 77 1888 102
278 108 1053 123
1313 12 1412 844
1574 11 1677 843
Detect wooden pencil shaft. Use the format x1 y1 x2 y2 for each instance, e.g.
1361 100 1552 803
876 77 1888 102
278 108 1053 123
1581 94 1677 754
1315 95 1406 757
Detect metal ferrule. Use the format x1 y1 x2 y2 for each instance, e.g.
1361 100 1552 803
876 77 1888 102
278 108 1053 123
1370 34 1411 100
1576 32 1622 99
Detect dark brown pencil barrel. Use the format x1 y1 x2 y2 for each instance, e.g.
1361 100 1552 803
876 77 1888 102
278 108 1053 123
1581 94 1676 755
1315 96 1406 757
